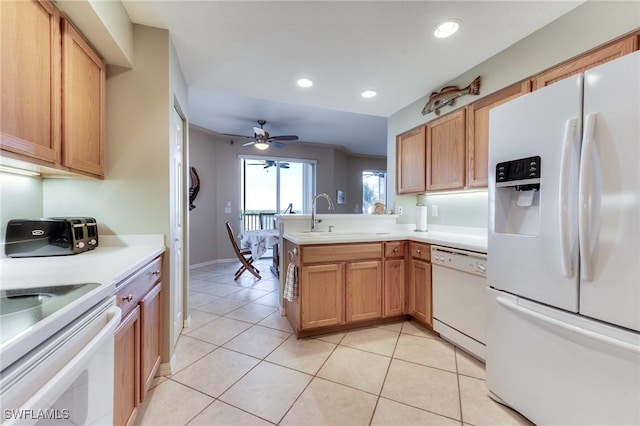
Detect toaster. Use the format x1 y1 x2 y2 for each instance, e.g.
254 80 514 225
4 217 99 258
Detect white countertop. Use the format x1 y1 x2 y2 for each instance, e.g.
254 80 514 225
283 226 487 253
0 234 166 290
0 234 165 370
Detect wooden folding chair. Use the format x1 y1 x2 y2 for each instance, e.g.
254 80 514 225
225 222 261 280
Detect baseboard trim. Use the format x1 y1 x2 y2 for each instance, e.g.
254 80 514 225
189 258 236 269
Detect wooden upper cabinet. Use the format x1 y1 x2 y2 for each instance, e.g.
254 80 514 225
466 80 531 188
426 109 466 191
0 0 61 163
396 126 426 194
62 20 105 177
533 34 639 90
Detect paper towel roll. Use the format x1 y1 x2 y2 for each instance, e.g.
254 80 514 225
416 204 427 231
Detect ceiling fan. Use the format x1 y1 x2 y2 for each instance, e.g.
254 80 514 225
248 160 290 169
224 120 298 150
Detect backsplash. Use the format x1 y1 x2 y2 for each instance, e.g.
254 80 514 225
395 190 488 229
0 172 43 243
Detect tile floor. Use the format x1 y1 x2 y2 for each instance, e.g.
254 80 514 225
134 258 533 426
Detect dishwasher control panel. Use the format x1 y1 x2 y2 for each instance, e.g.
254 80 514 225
431 246 487 276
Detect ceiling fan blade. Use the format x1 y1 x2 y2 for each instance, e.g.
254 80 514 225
270 135 298 141
220 132 253 139
242 141 256 146
272 141 286 148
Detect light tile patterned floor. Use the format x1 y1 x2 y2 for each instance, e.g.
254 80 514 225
135 258 533 426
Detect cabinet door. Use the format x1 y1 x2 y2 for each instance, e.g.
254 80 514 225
384 258 406 317
466 80 531 187
114 306 140 426
140 283 162 401
396 126 426 194
301 264 345 329
62 20 105 177
533 35 638 90
410 259 432 326
346 260 382 322
426 109 466 191
0 0 61 163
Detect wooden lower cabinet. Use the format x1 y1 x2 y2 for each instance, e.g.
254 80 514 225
384 258 406 317
346 260 382 322
409 241 432 327
383 241 407 318
113 256 163 426
140 283 162 400
301 263 344 329
410 259 432 326
113 307 140 426
286 240 432 337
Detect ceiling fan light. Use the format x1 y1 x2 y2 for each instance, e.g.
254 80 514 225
254 141 269 150
361 90 377 98
434 19 461 38
297 78 313 88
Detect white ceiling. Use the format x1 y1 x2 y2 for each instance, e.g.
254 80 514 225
122 1 582 157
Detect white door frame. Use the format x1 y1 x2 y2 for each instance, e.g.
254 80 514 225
170 104 188 347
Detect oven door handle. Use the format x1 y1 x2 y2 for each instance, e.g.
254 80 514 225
15 305 121 421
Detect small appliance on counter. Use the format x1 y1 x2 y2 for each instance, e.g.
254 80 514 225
4 217 99 257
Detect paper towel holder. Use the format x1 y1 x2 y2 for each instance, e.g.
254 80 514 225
414 202 428 232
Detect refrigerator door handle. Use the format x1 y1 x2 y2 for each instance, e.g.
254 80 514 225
559 118 579 277
579 113 597 281
496 295 640 354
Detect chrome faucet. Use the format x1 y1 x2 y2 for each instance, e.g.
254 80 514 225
311 193 334 231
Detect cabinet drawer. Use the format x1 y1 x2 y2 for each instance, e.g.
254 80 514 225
410 242 431 262
384 241 406 258
116 257 162 317
302 243 382 264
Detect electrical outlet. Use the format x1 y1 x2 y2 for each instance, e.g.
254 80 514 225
224 207 231 214
397 206 404 215
432 205 438 217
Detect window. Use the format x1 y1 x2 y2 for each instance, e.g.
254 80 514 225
362 170 386 214
240 156 315 231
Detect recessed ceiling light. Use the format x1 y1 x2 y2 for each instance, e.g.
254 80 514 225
361 90 377 98
296 78 313 88
434 19 461 38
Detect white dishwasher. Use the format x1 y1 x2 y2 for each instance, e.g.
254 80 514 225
431 245 487 361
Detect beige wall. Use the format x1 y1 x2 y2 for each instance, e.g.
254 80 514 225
40 24 188 363
188 125 386 264
388 1 640 226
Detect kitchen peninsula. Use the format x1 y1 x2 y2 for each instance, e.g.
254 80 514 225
278 214 486 338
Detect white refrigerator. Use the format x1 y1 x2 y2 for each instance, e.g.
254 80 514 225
487 51 640 425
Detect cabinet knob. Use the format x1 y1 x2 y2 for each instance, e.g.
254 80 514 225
152 271 160 276
393 247 399 253
416 249 421 254
123 294 133 302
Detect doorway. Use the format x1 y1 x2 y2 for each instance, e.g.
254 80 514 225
239 156 316 232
